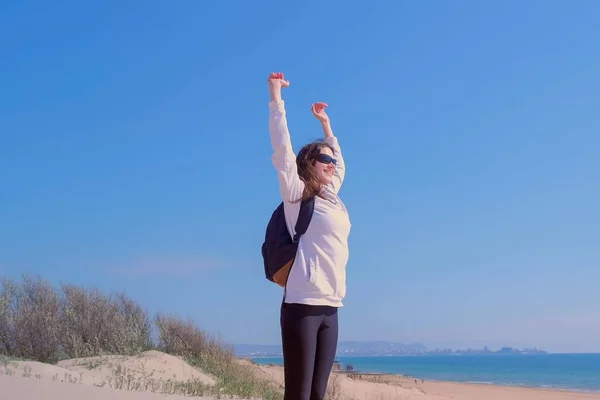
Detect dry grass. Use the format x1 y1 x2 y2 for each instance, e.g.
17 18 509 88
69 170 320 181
92 363 213 396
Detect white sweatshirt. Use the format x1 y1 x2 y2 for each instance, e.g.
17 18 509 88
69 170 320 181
269 100 352 308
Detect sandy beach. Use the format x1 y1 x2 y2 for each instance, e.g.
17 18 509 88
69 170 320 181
253 363 600 400
2 351 598 400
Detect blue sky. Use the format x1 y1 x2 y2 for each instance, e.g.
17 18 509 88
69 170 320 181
1 1 599 353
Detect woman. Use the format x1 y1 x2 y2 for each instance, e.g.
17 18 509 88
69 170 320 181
267 72 352 400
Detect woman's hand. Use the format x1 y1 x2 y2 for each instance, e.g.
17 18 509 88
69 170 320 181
268 72 290 101
311 102 330 124
312 102 334 138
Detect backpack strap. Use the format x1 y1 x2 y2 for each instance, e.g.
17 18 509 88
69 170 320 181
284 196 315 303
293 196 315 243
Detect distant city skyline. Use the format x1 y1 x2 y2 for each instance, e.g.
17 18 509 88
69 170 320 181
234 341 550 357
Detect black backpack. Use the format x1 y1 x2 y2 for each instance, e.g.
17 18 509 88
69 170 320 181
261 197 314 287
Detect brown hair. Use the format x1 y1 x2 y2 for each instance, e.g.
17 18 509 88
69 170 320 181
295 140 335 202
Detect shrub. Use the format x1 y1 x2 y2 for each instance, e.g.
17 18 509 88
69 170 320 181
0 275 152 360
155 313 233 363
2 276 61 363
60 284 152 358
0 278 18 355
155 313 212 358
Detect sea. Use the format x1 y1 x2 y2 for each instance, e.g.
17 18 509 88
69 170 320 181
251 354 600 392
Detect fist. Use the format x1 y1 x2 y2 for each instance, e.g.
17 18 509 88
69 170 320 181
268 72 290 90
311 102 329 123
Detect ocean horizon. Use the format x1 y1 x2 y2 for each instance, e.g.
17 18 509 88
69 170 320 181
251 353 600 392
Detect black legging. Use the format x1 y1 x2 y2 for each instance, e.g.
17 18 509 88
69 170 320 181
280 302 339 400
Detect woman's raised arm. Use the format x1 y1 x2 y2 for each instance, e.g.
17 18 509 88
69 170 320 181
311 102 345 193
268 72 305 203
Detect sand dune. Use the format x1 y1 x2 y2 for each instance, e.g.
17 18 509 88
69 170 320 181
1 350 216 398
57 349 216 387
0 375 217 400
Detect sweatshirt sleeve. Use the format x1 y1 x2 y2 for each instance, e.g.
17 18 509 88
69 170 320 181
269 100 305 203
324 135 345 193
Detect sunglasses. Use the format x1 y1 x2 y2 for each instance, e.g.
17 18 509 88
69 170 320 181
316 154 337 166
